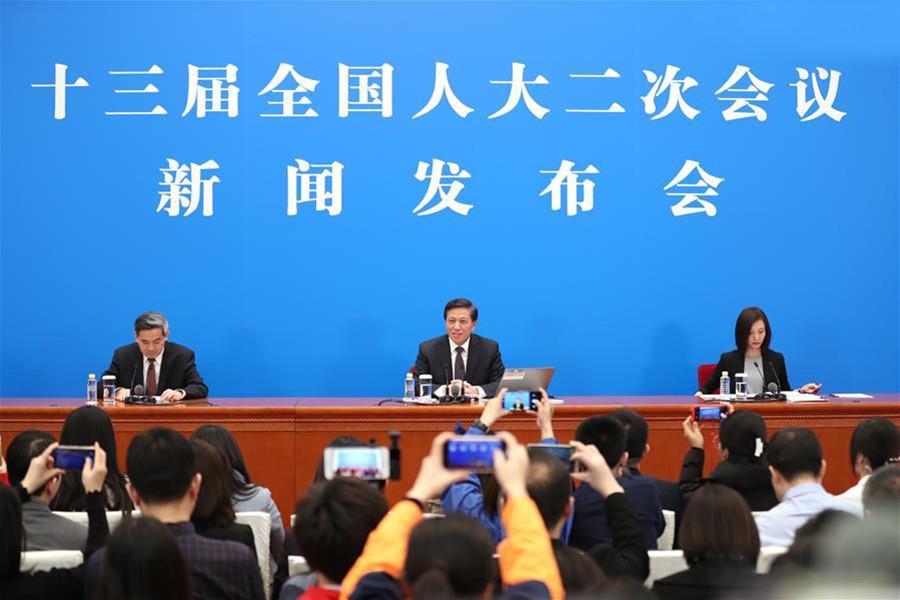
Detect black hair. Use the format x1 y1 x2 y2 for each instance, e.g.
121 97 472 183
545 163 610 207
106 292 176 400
443 298 478 321
526 449 571 529
405 515 496 598
126 428 196 503
734 306 771 354
190 424 256 499
98 516 191 600
190 439 236 529
862 464 900 516
849 419 900 471
575 416 627 469
766 428 823 480
555 546 607 595
293 478 388 584
609 409 649 463
719 410 768 463
0 485 24 587
6 430 54 494
679 484 760 568
52 405 133 511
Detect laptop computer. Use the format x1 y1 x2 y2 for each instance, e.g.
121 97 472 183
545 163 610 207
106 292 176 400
496 367 555 393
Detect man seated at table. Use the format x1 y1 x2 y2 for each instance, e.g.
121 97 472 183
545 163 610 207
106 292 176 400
412 298 505 399
103 311 208 402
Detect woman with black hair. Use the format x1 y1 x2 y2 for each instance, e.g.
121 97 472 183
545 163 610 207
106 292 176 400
653 484 763 600
1 441 109 600
698 306 820 396
679 409 778 511
51 405 133 511
189 439 256 555
97 516 191 600
190 424 283 577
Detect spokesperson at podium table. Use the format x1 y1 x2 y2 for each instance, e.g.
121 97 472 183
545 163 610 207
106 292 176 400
698 306 821 396
102 311 208 402
412 298 505 398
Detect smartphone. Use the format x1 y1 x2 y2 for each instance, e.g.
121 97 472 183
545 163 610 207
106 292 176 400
52 445 95 470
323 447 390 480
692 404 729 422
527 443 578 472
503 391 542 411
443 436 506 471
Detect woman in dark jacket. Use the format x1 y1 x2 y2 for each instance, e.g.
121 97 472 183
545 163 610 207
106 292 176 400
51 406 133 512
189 439 256 556
653 484 763 600
679 409 778 511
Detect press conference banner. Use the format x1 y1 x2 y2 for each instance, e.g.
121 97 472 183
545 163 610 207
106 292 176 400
2 1 898 396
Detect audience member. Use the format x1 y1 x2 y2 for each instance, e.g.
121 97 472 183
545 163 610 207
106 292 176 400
97 516 191 600
679 409 778 510
768 509 860 577
610 408 684 530
440 389 558 546
51 405 133 512
1 441 109 599
292 477 388 599
5 430 87 550
190 439 256 555
755 427 862 547
653 483 763 600
861 463 900 519
838 418 899 505
340 431 564 599
191 424 284 576
86 427 263 600
569 416 664 551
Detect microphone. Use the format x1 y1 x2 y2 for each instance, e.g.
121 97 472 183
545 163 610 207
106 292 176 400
134 384 144 395
127 384 155 405
442 364 453 402
129 363 139 391
767 360 783 393
767 382 779 395
753 361 766 395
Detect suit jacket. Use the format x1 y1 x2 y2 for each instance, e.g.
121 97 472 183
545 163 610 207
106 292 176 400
22 500 88 551
102 341 208 399
679 447 779 511
413 333 505 397
701 348 791 394
570 473 665 552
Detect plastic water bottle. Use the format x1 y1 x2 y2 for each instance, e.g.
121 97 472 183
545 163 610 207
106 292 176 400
719 371 730 397
404 373 416 400
86 373 98 406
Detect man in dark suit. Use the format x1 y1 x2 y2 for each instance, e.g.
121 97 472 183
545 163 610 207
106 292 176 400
412 298 505 398
103 311 208 401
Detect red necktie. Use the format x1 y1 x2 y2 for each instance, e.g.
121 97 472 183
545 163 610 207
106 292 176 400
147 358 158 396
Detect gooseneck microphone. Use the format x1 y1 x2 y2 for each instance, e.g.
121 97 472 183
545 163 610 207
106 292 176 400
767 360 783 393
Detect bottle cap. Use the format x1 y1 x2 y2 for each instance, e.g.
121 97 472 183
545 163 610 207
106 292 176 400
406 372 413 379
88 373 96 379
736 373 747 378
722 371 728 376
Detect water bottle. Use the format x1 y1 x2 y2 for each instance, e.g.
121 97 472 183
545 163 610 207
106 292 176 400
719 371 730 397
404 373 416 400
86 373 98 406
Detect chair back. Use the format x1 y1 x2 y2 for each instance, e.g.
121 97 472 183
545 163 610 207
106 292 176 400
657 509 676 550
757 546 788 573
698 364 717 391
20 550 83 573
646 550 688 587
236 511 272 599
52 510 138 532
288 555 311 577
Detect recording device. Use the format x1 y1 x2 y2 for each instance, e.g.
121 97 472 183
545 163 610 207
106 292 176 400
52 445 95 470
503 390 542 411
527 443 580 472
125 384 157 405
441 365 476 404
389 430 401 481
443 436 506 471
752 362 787 401
692 404 729 422
323 446 390 480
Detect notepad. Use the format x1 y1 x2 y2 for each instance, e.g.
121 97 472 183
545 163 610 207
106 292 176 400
829 393 874 399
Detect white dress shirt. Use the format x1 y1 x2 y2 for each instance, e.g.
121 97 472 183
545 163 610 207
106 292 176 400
754 482 863 547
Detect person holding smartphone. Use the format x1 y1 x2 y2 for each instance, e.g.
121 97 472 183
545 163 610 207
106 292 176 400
697 306 821 397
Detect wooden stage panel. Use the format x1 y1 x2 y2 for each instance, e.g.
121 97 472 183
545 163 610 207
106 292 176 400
2 396 898 523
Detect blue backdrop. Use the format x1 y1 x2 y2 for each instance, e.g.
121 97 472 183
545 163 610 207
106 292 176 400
2 1 898 397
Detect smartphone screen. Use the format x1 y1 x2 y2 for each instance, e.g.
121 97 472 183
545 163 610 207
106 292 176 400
52 446 95 470
503 391 541 411
527 443 577 472
323 447 390 480
443 436 506 471
693 405 728 422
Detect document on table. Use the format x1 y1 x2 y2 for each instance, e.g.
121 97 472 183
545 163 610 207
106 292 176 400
829 393 874 399
784 391 826 403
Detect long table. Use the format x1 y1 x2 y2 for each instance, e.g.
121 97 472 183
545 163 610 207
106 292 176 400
2 395 898 527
